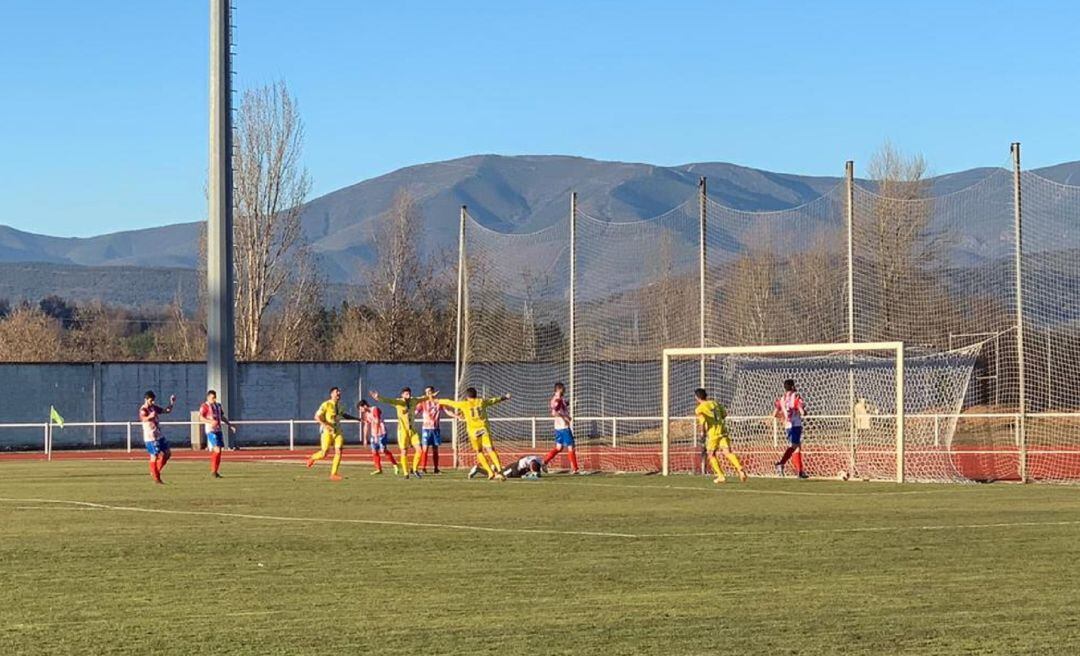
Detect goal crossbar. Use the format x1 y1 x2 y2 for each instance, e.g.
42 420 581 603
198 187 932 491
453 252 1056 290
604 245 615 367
661 342 906 481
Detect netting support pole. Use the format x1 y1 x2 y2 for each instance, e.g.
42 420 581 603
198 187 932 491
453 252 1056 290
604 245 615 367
895 342 905 483
845 161 857 475
569 192 577 415
453 205 467 470
698 177 707 389
1012 142 1027 483
661 351 671 476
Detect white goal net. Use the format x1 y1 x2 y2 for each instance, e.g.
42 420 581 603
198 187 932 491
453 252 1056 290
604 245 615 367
662 343 981 482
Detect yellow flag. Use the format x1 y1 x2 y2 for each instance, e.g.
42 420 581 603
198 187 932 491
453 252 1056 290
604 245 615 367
49 406 65 428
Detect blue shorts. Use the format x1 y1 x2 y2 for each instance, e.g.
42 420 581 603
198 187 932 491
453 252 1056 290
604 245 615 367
554 428 575 447
206 431 224 449
421 429 442 447
145 438 171 457
370 434 390 452
787 426 803 446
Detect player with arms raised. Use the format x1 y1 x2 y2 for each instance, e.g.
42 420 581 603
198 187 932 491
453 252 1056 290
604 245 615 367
306 386 359 481
199 389 235 479
774 378 809 479
542 382 580 474
370 387 423 479
359 399 399 475
414 386 449 475
439 388 510 481
695 388 746 484
140 390 175 484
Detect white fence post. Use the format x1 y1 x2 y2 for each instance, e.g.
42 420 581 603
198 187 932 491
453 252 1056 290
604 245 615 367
126 422 132 453
530 418 537 449
44 424 50 460
933 415 941 447
611 418 617 448
288 420 295 451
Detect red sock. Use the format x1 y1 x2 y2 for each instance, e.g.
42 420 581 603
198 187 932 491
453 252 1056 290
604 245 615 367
149 460 159 480
568 450 580 472
384 450 398 466
157 453 168 472
211 451 222 474
543 447 561 465
420 450 429 472
779 446 796 465
791 451 804 474
372 451 382 472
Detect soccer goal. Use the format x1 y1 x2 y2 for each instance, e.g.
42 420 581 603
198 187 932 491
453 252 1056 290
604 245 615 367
662 342 980 483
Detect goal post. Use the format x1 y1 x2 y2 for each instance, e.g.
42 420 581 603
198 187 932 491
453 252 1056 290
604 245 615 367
661 342 906 482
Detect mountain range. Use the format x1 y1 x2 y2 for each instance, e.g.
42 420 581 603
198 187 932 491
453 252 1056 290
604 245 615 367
1 154 1078 308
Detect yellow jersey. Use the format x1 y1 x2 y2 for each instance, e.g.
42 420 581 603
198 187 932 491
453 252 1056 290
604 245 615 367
379 396 422 433
439 397 506 435
695 399 728 438
317 400 345 433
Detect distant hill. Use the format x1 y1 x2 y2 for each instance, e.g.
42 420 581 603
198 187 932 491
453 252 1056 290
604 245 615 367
1 154 1079 296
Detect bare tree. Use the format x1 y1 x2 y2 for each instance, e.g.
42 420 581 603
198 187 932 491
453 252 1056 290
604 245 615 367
153 301 205 361
233 80 316 360
0 306 63 361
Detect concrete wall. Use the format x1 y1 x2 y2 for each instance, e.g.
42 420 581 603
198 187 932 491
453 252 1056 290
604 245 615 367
0 362 453 450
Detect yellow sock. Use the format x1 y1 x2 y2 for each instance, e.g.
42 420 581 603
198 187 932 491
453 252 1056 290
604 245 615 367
476 452 493 476
708 455 723 477
331 451 342 476
399 450 409 474
725 452 743 472
412 448 423 473
487 450 503 471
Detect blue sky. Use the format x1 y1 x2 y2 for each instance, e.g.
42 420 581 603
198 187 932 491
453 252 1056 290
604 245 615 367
0 0 1076 237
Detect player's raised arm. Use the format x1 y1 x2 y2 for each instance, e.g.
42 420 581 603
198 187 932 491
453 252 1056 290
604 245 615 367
482 393 511 408
163 394 176 414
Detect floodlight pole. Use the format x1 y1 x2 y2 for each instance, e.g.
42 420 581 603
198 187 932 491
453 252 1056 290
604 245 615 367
698 177 708 389
845 161 857 474
207 0 238 442
453 205 467 469
1012 142 1027 483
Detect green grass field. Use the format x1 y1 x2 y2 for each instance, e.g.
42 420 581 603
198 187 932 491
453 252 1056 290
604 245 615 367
2 460 1079 655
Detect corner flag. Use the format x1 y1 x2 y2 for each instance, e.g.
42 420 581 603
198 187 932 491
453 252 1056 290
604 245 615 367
49 406 65 428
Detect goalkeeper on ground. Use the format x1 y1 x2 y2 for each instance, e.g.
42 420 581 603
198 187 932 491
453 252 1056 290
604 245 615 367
469 454 546 480
695 388 747 484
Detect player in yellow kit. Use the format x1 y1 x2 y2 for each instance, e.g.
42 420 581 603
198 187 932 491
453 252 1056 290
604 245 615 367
694 388 747 484
439 387 511 481
306 386 359 481
370 387 424 479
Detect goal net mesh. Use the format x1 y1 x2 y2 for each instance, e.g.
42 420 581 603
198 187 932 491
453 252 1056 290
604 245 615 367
663 346 980 482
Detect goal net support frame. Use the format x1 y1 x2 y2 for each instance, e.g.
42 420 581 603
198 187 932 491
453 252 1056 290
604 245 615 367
661 342 906 482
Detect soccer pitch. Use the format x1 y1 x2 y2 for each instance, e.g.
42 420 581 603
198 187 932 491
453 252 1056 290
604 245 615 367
2 461 1079 655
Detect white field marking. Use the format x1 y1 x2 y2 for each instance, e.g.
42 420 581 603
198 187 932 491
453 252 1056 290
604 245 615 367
13 505 101 511
0 497 638 539
645 519 1080 539
486 478 967 498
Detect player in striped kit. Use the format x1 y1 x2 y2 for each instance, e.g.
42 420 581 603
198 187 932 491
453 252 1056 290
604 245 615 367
542 382 580 474
199 390 235 478
414 386 448 474
359 399 399 475
774 378 809 479
140 390 175 484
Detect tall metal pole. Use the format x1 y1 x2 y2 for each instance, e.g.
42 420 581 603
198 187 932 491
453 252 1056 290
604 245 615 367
698 177 707 389
1012 142 1027 483
453 206 467 469
568 192 577 415
208 0 237 443
845 161 857 474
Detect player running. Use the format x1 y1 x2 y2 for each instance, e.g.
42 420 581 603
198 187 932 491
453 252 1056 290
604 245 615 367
695 388 746 484
774 378 809 479
439 388 510 481
358 399 399 476
140 390 175 484
414 386 449 474
306 387 359 481
370 388 424 479
542 382 580 474
199 390 235 479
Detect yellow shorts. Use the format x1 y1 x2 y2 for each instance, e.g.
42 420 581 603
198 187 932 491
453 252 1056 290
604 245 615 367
706 433 730 452
468 427 494 451
320 431 344 451
398 428 419 450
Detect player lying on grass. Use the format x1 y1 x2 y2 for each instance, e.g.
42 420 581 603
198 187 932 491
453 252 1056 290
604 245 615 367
415 386 453 475
774 378 809 479
439 388 510 481
468 454 546 480
306 387 359 481
370 388 424 479
199 389 235 479
358 399 400 475
542 382 580 474
140 390 175 484
695 388 747 484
